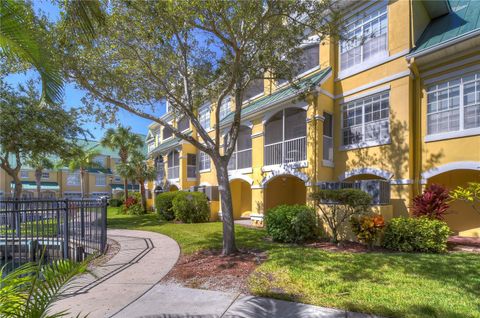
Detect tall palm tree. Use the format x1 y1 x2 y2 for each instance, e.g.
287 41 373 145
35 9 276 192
63 147 100 198
0 0 104 104
118 152 156 213
101 127 143 201
26 155 54 198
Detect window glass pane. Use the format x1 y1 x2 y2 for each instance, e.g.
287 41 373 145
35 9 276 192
219 100 231 120
199 151 210 171
177 117 189 131
163 126 173 139
96 175 106 186
242 79 264 101
323 113 333 137
199 107 210 129
284 108 306 140
187 153 196 166
297 45 319 75
20 170 29 178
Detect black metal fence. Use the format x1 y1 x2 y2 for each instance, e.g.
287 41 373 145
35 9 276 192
0 198 107 270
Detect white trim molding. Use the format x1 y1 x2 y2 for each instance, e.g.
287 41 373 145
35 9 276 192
342 85 390 104
228 174 254 185
251 132 264 139
390 179 414 185
335 71 409 100
261 167 309 188
422 161 480 180
425 127 480 143
423 63 480 86
339 168 393 181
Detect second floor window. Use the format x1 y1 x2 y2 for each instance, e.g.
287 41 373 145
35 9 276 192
199 106 210 130
199 151 210 171
93 156 105 167
96 174 106 186
66 173 80 186
163 125 173 140
323 112 333 162
242 79 264 101
342 91 390 147
340 4 388 72
187 153 197 178
20 170 29 179
41 172 49 179
427 73 480 136
219 99 231 120
177 116 190 132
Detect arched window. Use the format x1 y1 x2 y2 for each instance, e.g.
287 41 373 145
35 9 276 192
167 150 180 179
228 126 252 170
264 108 306 165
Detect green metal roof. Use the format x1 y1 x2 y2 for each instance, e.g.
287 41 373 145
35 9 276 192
220 67 331 125
10 181 60 191
412 0 480 54
152 130 192 154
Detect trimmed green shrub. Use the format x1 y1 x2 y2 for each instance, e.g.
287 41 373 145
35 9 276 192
109 198 123 207
155 192 179 221
172 192 210 223
382 217 452 253
265 204 318 243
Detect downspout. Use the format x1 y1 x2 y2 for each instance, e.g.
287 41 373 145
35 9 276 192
408 58 422 199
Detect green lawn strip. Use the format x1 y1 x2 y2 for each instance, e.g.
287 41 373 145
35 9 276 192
107 207 480 318
0 219 59 237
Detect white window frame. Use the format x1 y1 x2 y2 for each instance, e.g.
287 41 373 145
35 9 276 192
162 123 174 141
425 72 480 142
95 174 107 187
66 172 81 186
20 170 29 179
199 151 211 172
339 2 388 76
199 105 211 130
340 90 390 150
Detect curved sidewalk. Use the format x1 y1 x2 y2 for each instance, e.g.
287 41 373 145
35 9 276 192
53 229 180 318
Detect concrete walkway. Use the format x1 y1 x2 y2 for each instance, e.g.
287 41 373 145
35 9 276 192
55 229 380 318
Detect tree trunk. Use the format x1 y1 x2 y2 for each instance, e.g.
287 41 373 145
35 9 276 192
35 168 42 198
124 178 129 201
139 181 147 213
214 159 238 255
13 175 22 199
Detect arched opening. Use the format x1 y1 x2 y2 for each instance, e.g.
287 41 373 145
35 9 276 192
230 179 252 219
167 150 180 180
264 108 307 166
428 169 480 237
264 175 306 212
228 126 252 171
169 184 179 192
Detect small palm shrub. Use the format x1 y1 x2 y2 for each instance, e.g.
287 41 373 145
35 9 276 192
122 192 144 215
382 217 451 253
350 214 385 248
172 192 210 223
155 192 180 220
265 204 318 243
412 184 450 220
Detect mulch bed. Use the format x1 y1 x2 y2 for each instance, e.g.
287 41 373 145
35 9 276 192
163 249 267 294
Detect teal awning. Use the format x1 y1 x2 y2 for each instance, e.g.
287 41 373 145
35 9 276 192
11 181 60 191
87 168 113 174
111 184 140 191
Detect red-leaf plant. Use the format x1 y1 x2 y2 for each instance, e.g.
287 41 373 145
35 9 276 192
412 184 450 220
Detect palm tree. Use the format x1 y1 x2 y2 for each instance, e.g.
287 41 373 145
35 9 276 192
26 155 54 198
63 147 100 198
0 259 87 318
101 127 143 201
0 0 104 104
117 152 156 213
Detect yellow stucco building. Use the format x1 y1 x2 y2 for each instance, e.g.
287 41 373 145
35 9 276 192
147 0 480 237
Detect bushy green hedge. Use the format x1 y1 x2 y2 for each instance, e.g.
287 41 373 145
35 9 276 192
265 204 318 243
155 192 179 220
382 217 451 253
172 192 210 223
109 198 123 207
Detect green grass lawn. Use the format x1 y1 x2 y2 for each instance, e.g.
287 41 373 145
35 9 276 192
107 207 480 318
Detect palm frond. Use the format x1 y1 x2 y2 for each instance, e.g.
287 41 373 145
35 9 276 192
64 0 105 41
0 0 63 104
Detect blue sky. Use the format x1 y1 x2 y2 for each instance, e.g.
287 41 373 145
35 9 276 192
5 1 159 141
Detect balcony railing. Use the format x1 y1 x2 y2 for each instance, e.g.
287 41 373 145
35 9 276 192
264 136 306 166
228 148 252 171
167 166 179 180
317 180 391 205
